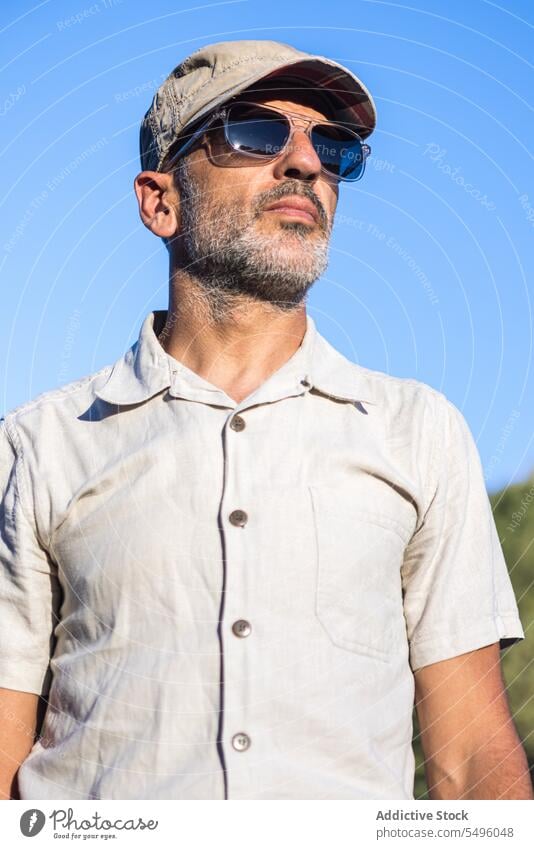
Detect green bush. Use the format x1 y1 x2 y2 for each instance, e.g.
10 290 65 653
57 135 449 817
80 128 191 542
412 473 534 798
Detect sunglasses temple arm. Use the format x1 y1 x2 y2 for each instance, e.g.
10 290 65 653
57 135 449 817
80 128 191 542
165 111 222 169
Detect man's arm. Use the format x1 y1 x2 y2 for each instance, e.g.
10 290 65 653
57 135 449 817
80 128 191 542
0 688 41 800
414 643 533 799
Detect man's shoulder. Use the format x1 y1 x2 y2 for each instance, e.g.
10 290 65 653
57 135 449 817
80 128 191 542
313 329 447 412
354 359 445 399
341 357 475 468
322 338 449 418
2 361 115 435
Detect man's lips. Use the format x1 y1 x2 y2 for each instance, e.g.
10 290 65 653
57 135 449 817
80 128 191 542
262 196 320 224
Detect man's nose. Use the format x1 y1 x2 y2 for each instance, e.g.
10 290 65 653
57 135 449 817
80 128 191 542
272 128 322 182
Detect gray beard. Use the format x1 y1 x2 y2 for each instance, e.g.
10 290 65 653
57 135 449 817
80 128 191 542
174 159 331 315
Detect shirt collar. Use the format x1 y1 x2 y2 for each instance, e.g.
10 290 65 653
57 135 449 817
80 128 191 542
94 309 375 408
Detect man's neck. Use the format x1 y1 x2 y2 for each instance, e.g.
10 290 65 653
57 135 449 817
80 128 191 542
157 270 308 404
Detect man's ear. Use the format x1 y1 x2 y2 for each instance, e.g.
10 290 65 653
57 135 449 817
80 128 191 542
133 170 180 239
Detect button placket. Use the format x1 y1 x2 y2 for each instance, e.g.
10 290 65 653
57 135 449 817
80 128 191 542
220 409 256 792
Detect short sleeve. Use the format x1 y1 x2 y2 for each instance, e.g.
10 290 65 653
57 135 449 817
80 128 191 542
0 418 61 695
401 394 525 672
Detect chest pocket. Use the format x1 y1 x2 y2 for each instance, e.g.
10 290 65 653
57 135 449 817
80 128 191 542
309 484 414 661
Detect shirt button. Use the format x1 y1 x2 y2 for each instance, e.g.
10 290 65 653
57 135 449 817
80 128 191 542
230 414 246 431
229 509 248 527
232 619 252 638
232 732 251 751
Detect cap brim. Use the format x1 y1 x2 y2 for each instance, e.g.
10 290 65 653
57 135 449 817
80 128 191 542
256 59 376 137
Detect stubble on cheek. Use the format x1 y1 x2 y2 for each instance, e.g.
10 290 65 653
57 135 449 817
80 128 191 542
176 161 332 310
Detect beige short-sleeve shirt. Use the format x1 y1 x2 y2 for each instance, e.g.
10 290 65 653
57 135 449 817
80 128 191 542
0 310 524 800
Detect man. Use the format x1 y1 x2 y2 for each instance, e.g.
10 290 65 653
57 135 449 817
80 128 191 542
0 40 531 801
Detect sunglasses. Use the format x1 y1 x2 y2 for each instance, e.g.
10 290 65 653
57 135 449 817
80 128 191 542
165 100 372 182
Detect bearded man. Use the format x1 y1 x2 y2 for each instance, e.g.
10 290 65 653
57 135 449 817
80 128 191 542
0 40 530 801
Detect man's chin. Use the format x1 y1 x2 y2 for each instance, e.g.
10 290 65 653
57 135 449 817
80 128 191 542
259 243 322 272
247 222 329 273
258 217 321 238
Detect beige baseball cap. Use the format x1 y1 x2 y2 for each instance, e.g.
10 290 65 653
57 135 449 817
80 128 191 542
139 39 377 172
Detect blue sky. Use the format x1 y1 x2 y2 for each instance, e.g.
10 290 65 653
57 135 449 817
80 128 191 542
0 0 532 492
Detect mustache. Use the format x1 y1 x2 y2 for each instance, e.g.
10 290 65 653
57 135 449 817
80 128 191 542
253 181 330 232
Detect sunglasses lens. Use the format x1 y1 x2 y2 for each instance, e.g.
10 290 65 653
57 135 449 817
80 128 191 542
226 103 290 156
311 124 365 181
224 103 367 181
